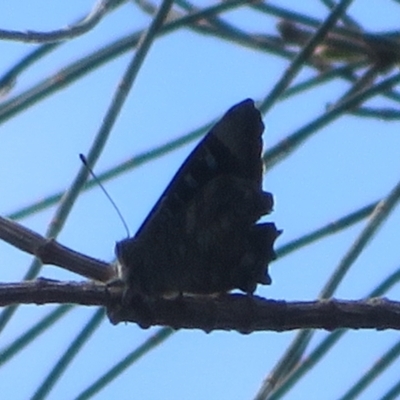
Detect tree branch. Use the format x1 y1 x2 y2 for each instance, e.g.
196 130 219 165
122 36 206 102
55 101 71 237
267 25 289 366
0 216 116 282
110 294 400 332
1 280 400 333
0 279 108 306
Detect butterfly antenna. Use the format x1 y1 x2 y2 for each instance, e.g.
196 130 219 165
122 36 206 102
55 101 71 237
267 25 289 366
79 154 131 238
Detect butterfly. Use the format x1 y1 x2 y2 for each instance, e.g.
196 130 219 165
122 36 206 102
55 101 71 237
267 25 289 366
115 99 280 300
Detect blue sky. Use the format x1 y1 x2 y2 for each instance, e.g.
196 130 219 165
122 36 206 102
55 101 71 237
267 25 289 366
1 1 400 399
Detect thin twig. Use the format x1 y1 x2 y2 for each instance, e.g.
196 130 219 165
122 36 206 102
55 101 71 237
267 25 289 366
263 71 400 171
0 0 116 43
260 0 355 113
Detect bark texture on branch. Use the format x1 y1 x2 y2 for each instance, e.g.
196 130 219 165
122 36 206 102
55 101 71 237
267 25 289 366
1 280 399 333
0 216 115 282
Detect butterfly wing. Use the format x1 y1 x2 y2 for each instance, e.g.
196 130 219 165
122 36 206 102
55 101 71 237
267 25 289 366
116 99 280 297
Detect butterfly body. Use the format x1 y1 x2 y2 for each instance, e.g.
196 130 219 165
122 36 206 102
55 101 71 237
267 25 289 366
116 99 280 299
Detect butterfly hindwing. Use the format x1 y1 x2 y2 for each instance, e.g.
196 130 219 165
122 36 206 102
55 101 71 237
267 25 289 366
116 99 280 298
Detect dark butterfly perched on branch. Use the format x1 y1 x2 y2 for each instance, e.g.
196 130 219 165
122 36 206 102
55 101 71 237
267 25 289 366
116 99 280 300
